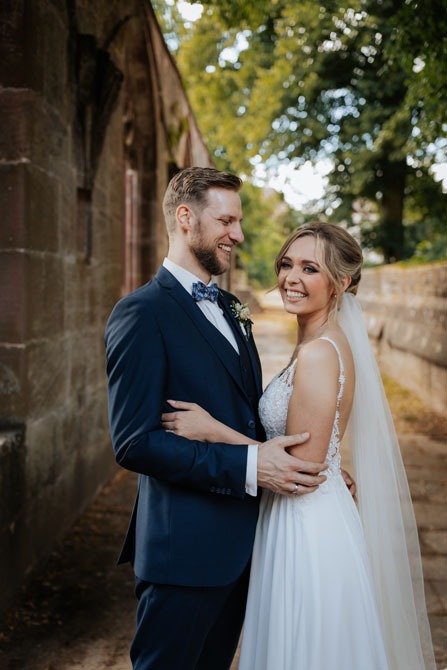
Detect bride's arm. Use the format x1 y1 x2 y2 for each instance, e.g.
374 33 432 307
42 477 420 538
161 400 257 445
286 339 339 462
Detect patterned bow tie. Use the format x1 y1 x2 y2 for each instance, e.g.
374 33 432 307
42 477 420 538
192 281 219 303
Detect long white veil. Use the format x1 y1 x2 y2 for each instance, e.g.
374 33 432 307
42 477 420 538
338 293 435 669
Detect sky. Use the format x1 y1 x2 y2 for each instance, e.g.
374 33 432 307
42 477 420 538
177 1 203 20
259 160 447 211
252 160 333 210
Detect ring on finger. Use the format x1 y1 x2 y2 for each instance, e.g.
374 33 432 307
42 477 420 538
292 483 300 495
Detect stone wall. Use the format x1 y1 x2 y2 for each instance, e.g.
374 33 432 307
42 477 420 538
0 0 211 612
358 264 447 414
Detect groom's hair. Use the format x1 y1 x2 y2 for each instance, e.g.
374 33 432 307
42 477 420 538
163 167 242 235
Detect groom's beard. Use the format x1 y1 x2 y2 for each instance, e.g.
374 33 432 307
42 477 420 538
191 244 225 276
190 223 228 276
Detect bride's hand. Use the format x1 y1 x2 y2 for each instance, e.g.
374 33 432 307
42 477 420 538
161 400 222 442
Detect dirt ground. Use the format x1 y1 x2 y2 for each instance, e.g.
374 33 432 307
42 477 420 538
0 468 137 670
1 306 446 669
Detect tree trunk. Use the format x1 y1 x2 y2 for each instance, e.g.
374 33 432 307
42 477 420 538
381 160 407 263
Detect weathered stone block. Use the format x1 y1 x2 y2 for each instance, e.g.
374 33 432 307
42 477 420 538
385 319 446 368
24 412 65 494
0 251 26 343
422 555 447 581
0 163 60 252
23 429 114 560
66 327 104 399
359 264 447 414
0 0 68 110
0 88 35 161
0 345 27 419
380 345 447 416
0 426 29 610
422 530 447 555
26 252 65 340
91 212 122 276
0 164 26 249
74 391 110 458
63 262 90 331
432 581 447 613
0 427 26 532
27 336 69 419
0 0 27 87
413 502 447 531
99 262 123 323
424 581 444 615
59 179 79 256
0 88 69 172
30 1 68 112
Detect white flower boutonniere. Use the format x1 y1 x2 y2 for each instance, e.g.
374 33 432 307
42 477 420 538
230 300 254 340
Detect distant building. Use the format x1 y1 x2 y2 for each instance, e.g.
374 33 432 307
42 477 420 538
0 0 213 612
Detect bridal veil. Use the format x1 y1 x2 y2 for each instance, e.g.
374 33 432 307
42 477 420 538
338 293 435 669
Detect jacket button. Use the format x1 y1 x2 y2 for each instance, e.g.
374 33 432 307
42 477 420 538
247 419 255 429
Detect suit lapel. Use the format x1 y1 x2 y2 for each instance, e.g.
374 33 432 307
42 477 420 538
218 291 263 399
155 267 246 396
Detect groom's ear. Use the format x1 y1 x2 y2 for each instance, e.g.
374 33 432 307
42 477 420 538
176 204 193 233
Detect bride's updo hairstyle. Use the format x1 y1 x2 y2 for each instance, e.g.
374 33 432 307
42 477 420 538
275 222 363 312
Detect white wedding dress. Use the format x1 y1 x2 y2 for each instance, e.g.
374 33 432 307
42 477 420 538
238 337 389 670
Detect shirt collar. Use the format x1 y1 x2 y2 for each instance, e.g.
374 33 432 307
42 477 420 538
163 258 214 296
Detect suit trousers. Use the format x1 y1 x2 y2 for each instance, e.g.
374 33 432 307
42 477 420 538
130 563 250 670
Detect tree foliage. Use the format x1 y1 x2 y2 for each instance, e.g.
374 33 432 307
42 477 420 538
385 0 447 150
154 0 447 265
238 184 303 287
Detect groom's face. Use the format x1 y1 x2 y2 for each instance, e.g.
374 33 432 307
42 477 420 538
188 187 244 276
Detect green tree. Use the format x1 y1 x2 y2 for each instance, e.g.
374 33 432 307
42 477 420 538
385 0 447 150
164 0 446 263
238 183 302 287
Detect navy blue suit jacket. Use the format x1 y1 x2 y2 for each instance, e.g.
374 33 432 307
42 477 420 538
105 266 265 587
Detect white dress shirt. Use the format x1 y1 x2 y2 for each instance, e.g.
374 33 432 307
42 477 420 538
163 258 258 496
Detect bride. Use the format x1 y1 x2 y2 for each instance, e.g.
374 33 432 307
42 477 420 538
161 222 435 669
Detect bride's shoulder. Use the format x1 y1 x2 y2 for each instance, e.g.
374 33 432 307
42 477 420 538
298 328 353 372
297 337 339 370
292 340 341 399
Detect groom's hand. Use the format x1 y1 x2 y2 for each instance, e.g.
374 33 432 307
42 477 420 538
341 468 357 502
257 434 327 496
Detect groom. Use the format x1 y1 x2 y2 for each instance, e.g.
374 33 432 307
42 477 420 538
105 167 329 669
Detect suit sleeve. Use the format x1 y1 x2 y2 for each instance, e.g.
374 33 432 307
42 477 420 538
105 295 248 499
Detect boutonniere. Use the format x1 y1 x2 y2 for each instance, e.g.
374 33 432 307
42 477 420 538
230 300 254 340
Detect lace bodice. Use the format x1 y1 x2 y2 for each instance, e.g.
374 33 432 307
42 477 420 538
258 337 345 489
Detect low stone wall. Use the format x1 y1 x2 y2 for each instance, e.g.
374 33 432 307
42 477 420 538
358 264 447 415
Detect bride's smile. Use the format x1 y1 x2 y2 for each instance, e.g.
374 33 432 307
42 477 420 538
277 235 335 330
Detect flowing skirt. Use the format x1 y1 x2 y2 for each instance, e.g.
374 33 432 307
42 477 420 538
238 473 389 670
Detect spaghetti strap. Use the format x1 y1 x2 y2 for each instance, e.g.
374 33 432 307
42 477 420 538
318 336 345 409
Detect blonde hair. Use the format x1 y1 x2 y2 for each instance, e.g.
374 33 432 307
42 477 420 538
275 222 363 312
